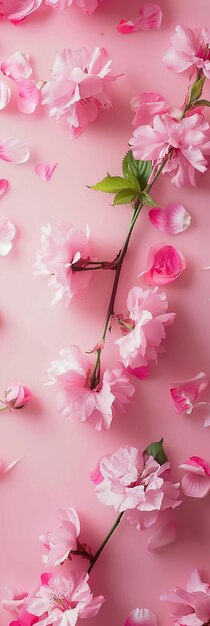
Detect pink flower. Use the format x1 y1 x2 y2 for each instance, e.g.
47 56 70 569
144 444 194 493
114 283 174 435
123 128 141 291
39 507 80 567
91 446 181 529
115 286 175 377
35 163 58 181
0 218 15 255
0 0 42 22
164 25 210 78
0 138 30 163
179 456 210 498
27 572 104 626
149 203 191 235
117 3 162 34
125 608 157 626
41 47 119 137
4 383 31 409
144 245 186 286
131 92 169 128
161 569 210 626
170 372 209 416
130 113 210 187
47 345 134 430
34 221 92 305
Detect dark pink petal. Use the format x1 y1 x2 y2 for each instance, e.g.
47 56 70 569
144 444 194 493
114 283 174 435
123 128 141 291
149 203 191 235
35 162 58 181
148 520 177 551
195 597 210 623
0 179 9 197
117 19 137 34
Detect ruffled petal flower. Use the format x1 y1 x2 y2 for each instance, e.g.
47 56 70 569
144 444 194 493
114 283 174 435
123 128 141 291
179 456 210 498
0 0 42 22
1 52 32 80
117 3 162 34
164 25 210 79
161 569 210 626
148 520 177 551
144 245 186 286
125 608 157 626
0 218 15 255
131 92 169 127
40 507 80 567
0 138 30 163
149 203 191 234
35 162 58 181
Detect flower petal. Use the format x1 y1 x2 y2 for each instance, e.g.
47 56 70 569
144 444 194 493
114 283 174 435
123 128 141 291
148 520 177 551
0 81 11 110
0 218 15 255
181 471 210 498
149 203 191 235
0 138 30 163
1 457 24 475
0 179 9 197
1 52 32 80
125 608 157 626
35 162 58 181
16 79 40 114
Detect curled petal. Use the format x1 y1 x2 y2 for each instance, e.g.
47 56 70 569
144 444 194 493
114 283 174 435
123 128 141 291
0 218 15 255
181 471 210 498
0 0 42 22
0 81 11 110
144 245 186 286
170 372 208 415
35 162 58 181
149 203 191 235
0 138 30 163
125 608 157 626
148 520 177 551
0 179 9 197
117 20 138 34
1 52 32 80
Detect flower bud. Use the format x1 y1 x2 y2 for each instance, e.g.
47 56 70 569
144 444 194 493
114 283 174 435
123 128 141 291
5 383 31 410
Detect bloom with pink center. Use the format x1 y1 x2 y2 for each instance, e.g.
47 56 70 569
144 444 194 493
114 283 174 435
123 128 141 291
131 92 169 128
148 203 191 235
41 47 119 137
179 456 210 498
117 3 162 34
125 608 157 626
4 383 31 409
115 286 175 377
34 221 92 305
144 245 186 286
161 569 210 626
47 345 134 430
39 507 80 567
90 446 181 525
170 372 209 416
130 112 210 187
27 572 104 626
0 0 42 22
164 25 210 78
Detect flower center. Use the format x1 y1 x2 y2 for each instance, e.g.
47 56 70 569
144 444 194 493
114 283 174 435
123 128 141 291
51 593 77 612
197 43 210 62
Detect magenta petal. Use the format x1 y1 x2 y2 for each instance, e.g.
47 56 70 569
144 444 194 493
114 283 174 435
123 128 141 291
35 162 58 181
148 520 177 551
0 179 9 197
117 19 137 34
125 608 157 626
149 204 191 235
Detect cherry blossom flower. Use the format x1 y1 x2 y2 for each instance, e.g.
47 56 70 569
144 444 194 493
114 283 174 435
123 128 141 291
4 382 31 409
0 179 9 197
91 446 181 529
41 47 119 137
35 163 58 181
0 0 42 22
144 245 186 286
0 138 30 163
27 572 104 626
45 0 100 11
131 92 169 128
34 221 92 305
170 372 209 422
117 3 162 35
115 286 175 378
130 113 210 187
39 507 80 567
148 203 191 234
125 608 157 626
0 218 15 255
47 345 134 430
161 569 210 626
164 25 210 78
179 456 210 498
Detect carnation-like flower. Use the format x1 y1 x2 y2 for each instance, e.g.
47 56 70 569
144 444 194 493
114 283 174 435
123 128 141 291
47 345 135 430
130 112 210 187
144 245 186 286
170 372 209 417
4 382 31 409
131 92 169 128
39 507 80 567
115 286 175 378
34 221 92 305
164 25 210 78
125 608 157 626
27 572 104 626
41 47 119 137
179 456 210 498
91 445 181 530
161 569 210 626
45 0 100 12
0 0 42 22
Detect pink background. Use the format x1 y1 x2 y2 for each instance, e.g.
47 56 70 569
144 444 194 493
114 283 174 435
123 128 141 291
1 1 210 624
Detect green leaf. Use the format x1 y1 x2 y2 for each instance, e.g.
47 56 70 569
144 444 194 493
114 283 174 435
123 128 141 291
122 151 152 190
188 76 205 107
144 438 168 466
113 189 136 205
196 98 210 107
140 192 157 207
90 176 132 194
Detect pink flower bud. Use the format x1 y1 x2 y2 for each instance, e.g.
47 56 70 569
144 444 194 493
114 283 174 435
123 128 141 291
5 383 31 410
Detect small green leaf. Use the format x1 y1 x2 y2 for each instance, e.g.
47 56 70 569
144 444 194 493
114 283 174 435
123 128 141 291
113 189 136 205
145 438 168 466
122 151 152 190
188 76 205 107
90 176 132 194
196 98 210 107
141 192 157 207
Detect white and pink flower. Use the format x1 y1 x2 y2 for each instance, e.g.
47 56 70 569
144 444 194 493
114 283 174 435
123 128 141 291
41 47 119 137
39 507 80 567
164 25 210 78
34 221 92 305
117 3 162 35
115 286 175 378
131 92 169 128
125 608 157 626
161 569 210 626
143 245 186 286
47 345 134 430
179 456 210 498
148 203 191 235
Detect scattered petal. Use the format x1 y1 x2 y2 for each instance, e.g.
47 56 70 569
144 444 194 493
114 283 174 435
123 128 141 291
148 520 177 551
125 608 157 626
0 179 9 197
16 79 40 114
149 203 191 235
179 456 210 498
0 0 42 22
0 80 11 110
131 92 169 127
1 52 32 80
143 245 186 286
0 218 15 255
0 138 30 163
117 3 162 34
170 372 208 415
35 162 58 181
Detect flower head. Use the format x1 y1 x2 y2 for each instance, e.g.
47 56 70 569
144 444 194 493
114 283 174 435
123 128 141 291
161 569 210 626
164 25 210 78
4 383 31 409
144 245 186 286
40 507 80 567
47 345 134 430
179 456 210 498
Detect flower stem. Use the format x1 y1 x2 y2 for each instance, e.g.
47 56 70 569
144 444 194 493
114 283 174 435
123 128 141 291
87 512 124 574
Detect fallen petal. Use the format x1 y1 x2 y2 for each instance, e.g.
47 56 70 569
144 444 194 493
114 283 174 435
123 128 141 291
125 608 157 626
1 52 32 80
35 162 58 181
148 520 177 551
0 81 11 110
16 79 40 114
0 179 9 197
149 203 191 234
0 138 30 163
0 217 16 255
137 2 162 30
117 20 137 34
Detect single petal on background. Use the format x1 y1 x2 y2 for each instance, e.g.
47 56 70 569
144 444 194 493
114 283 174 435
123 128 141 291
1 51 32 80
35 162 58 181
125 608 157 626
0 138 30 163
149 203 191 234
0 179 9 197
0 218 15 255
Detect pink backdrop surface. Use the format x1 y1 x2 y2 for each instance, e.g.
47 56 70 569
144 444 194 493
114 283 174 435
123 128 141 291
1 1 210 624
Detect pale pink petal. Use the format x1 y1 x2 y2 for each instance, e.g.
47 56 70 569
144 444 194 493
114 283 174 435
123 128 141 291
180 471 210 498
35 162 58 181
16 79 40 114
0 81 11 110
1 52 32 80
149 204 191 235
137 2 162 30
0 138 30 163
131 92 169 127
148 520 177 551
195 597 210 623
125 608 157 626
0 218 15 255
0 179 9 197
